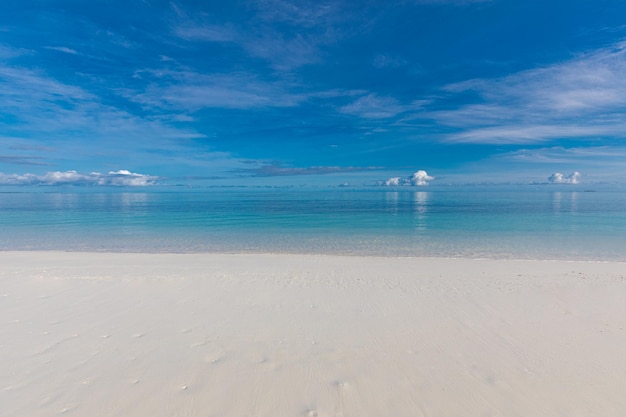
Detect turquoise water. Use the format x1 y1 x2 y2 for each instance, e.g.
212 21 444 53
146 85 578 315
1 187 625 260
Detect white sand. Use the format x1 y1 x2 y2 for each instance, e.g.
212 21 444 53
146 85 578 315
1 252 625 417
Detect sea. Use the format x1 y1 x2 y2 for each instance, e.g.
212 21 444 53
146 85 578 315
1 185 625 261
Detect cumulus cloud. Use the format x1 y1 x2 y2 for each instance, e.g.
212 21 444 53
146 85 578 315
103 170 158 186
548 171 581 184
0 170 157 186
381 170 434 186
411 170 435 185
384 177 401 186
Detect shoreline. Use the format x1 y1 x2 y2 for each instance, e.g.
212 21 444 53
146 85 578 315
2 248 625 263
2 251 625 416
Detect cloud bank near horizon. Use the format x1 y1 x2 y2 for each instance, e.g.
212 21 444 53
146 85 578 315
0 170 158 186
382 170 435 186
548 171 581 184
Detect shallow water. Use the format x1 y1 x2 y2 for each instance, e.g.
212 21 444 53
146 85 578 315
1 187 625 260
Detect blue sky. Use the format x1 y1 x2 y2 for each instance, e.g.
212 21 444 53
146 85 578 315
1 0 626 187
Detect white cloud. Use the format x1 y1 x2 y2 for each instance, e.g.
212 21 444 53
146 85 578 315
170 2 332 71
0 170 158 186
434 41 626 144
411 170 435 185
548 171 581 184
373 54 408 68
244 33 322 71
446 124 623 144
381 170 434 186
385 177 401 186
173 23 238 42
44 46 79 55
0 60 266 180
0 63 209 163
252 0 340 27
248 0 343 70
340 94 407 119
131 70 304 111
412 0 492 3
0 44 32 59
500 146 626 165
447 42 626 114
102 170 158 186
0 65 93 103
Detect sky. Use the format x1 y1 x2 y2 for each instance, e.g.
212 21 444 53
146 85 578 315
1 0 626 187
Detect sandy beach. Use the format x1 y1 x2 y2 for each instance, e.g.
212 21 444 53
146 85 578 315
1 251 625 417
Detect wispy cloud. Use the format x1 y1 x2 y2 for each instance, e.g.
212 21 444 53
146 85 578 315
0 155 49 166
239 163 382 177
131 69 305 111
411 0 493 4
433 41 626 144
498 146 626 165
170 1 339 71
173 23 239 43
252 0 340 27
44 46 79 55
372 54 408 69
446 124 626 144
0 65 93 103
0 62 253 177
340 94 403 119
0 169 157 186
0 44 32 59
175 25 322 71
0 63 203 141
340 93 412 119
246 33 323 71
441 144 626 185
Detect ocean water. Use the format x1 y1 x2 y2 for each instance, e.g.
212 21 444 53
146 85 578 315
1 187 625 260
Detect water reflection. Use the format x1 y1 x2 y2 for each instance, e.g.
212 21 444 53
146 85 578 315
412 191 429 231
570 192 578 213
119 193 149 210
552 192 579 214
385 192 399 214
49 192 80 210
552 192 562 213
